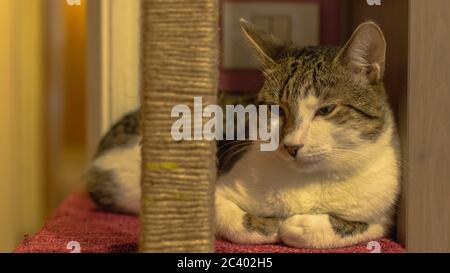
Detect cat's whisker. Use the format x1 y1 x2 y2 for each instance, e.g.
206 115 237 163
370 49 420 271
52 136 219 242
218 142 252 161
331 147 371 157
218 140 252 150
218 146 252 170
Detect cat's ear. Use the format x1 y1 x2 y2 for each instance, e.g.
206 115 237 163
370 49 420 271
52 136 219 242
240 19 284 67
336 21 386 83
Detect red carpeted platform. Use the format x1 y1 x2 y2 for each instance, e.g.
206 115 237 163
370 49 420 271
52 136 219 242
15 192 404 253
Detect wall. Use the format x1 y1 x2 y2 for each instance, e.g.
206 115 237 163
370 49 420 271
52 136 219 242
0 0 45 252
86 0 141 158
0 0 16 252
45 0 88 212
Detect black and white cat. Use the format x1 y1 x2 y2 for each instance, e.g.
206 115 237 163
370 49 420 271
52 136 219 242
87 20 400 248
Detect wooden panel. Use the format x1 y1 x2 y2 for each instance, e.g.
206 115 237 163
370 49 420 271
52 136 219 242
406 0 450 252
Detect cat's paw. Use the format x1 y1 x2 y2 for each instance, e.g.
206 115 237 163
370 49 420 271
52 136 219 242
279 214 335 248
220 229 279 245
217 213 281 245
279 214 387 249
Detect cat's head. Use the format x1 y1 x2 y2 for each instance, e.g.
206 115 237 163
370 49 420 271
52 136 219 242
241 19 393 174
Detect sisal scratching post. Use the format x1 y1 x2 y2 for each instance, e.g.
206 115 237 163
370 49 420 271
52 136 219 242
139 0 219 252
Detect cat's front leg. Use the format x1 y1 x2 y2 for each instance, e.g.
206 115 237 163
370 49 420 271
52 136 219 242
279 214 388 249
215 194 281 244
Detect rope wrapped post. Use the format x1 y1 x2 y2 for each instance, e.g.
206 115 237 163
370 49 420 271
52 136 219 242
139 0 219 252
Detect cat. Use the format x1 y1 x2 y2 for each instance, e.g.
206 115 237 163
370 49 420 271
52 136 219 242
86 20 400 249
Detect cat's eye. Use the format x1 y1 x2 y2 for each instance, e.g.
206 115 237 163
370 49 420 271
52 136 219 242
316 104 337 117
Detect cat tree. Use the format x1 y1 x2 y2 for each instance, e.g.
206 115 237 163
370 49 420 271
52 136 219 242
139 0 218 252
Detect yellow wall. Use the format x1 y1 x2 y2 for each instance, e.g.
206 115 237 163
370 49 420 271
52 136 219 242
63 2 87 147
0 0 45 252
45 0 88 211
0 0 16 252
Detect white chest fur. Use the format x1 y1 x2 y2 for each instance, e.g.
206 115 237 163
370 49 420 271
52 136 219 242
217 143 399 223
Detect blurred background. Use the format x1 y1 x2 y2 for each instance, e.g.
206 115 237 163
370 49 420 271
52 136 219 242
0 0 408 251
0 0 87 252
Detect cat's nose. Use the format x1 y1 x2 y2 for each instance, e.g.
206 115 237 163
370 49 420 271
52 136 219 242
284 144 304 158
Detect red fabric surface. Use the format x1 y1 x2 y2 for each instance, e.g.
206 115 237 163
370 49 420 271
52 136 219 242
15 192 404 253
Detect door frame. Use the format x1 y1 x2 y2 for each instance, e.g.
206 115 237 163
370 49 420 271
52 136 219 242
86 0 140 159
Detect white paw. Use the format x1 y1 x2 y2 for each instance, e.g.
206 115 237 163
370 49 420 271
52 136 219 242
217 226 280 245
279 214 334 248
215 193 281 245
216 213 281 245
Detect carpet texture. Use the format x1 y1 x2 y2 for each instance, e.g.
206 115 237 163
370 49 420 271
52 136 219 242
15 192 404 253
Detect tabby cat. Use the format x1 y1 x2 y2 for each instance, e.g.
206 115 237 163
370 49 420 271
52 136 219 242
87 20 400 248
